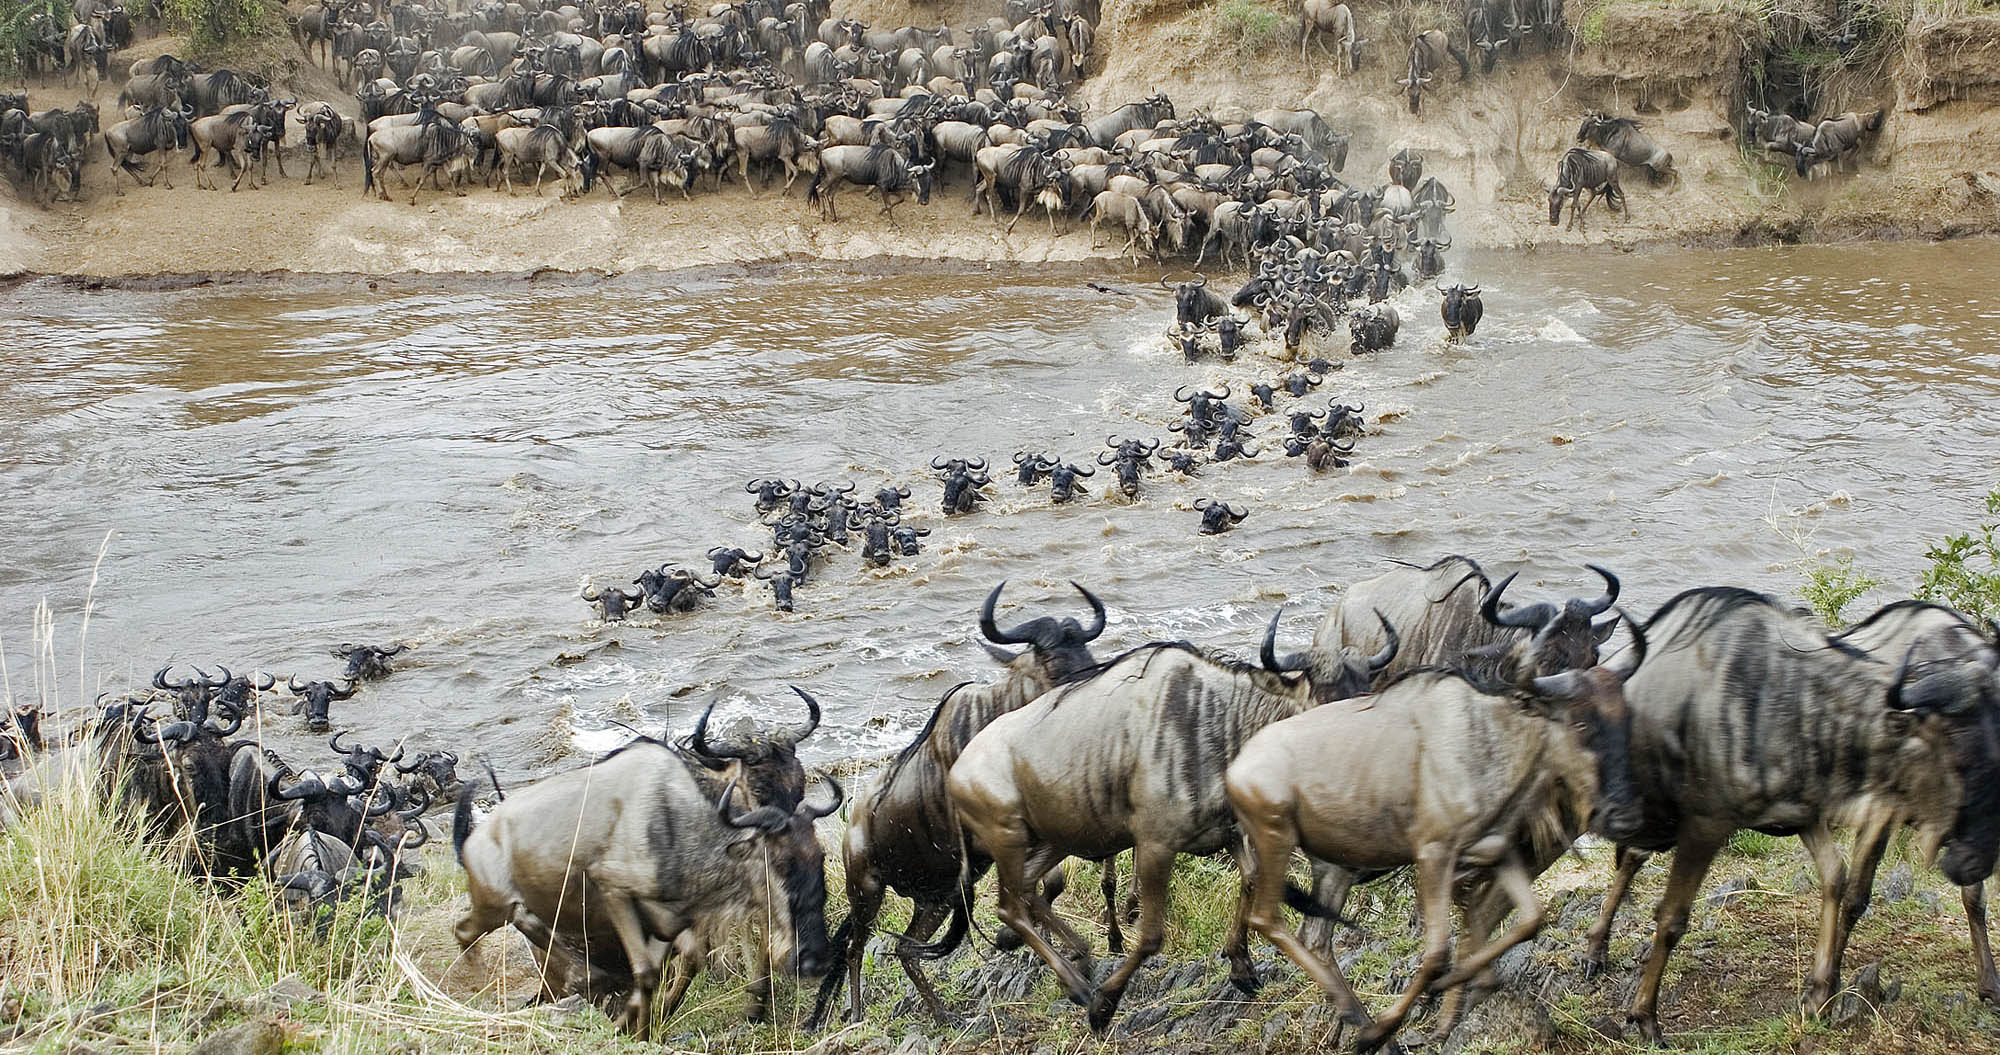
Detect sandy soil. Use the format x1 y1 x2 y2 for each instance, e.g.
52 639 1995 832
4 0 1998 277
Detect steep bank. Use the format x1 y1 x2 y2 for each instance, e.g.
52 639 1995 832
5 0 2000 275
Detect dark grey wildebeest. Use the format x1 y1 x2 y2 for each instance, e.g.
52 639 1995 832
946 609 1397 1032
104 104 191 190
364 113 474 203
807 143 933 221
812 582 1107 1027
1228 621 1645 1052
1581 588 2000 1044
1578 112 1675 185
1548 146 1622 230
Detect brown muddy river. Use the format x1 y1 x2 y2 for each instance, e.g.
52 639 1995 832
3 243 1997 778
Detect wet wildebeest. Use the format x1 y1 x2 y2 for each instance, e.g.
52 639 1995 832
1299 0 1362 73
1349 304 1399 352
635 565 721 614
1047 461 1094 503
335 643 408 681
1012 451 1058 486
1795 109 1886 180
288 676 358 733
105 104 191 190
1577 112 1676 185
1413 236 1450 279
18 132 81 202
891 525 929 556
946 610 1396 1031
1548 147 1623 230
1193 498 1248 534
1312 556 1621 690
754 564 799 612
1400 29 1468 114
394 748 465 805
1581 588 2000 1044
707 546 764 577
452 718 840 1036
746 478 796 514
1227 619 1645 1053
933 456 991 515
813 582 1107 1026
583 582 645 621
808 143 934 221
1169 275 1226 329
1440 284 1483 342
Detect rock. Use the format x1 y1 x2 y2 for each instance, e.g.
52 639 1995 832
893 1032 930 1055
1261 1012 1291 1045
250 978 322 1015
1852 961 1886 1005
1704 875 1759 907
1917 890 1943 915
1791 869 1818 896
1881 864 1914 904
190 1019 285 1055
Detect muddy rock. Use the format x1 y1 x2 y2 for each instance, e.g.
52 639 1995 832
250 978 322 1015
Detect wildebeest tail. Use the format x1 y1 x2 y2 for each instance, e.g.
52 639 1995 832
1283 881 1358 928
451 783 476 863
904 890 972 961
363 134 375 192
805 162 823 203
1076 194 1099 222
807 914 855 1028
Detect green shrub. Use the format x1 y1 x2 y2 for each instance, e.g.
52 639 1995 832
1218 0 1286 58
1917 489 2000 620
1801 553 1880 630
162 0 272 52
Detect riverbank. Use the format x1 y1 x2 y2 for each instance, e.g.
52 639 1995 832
3 757 1995 1055
6 0 2000 277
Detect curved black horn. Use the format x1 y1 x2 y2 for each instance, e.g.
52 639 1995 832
980 581 1030 645
1368 610 1400 672
1072 581 1107 640
716 778 789 832
690 701 748 761
802 774 844 819
329 731 353 755
1260 607 1302 674
332 679 359 700
1582 563 1620 615
786 685 822 744
1481 572 1545 629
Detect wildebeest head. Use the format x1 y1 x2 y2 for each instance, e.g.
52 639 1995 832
1047 461 1094 503
1158 448 1201 476
1012 451 1057 486
891 524 929 556
1516 610 1649 843
714 773 841 978
1886 646 2000 885
1282 372 1322 398
708 546 765 578
334 643 408 681
1193 498 1248 535
683 686 825 810
288 677 358 732
329 730 402 786
860 512 896 567
1212 432 1258 462
1249 382 1276 410
874 484 911 511
746 477 794 513
1269 606 1399 704
394 748 464 802
583 582 645 621
1476 565 1621 680
754 564 798 611
978 580 1107 681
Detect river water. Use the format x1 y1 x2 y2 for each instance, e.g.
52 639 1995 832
3 242 1996 779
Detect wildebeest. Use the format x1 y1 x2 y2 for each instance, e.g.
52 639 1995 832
1440 284 1483 341
1047 461 1094 503
335 642 408 681
808 143 934 221
365 113 474 204
1578 112 1675 185
945 610 1398 1031
493 122 590 197
1581 588 2000 1044
104 104 191 190
452 715 840 1036
813 582 1107 1026
1312 556 1620 690
1745 104 1814 159
1400 29 1468 114
1193 498 1248 534
287 676 358 733
297 101 347 185
1226 619 1646 1052
1349 303 1398 352
583 582 645 621
1547 147 1623 230
1795 109 1886 180
1299 0 1361 73
19 132 81 202
1170 275 1226 328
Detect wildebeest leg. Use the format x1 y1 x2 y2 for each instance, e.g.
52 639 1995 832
154 153 174 189
1005 190 1029 233
1805 815 1891 1014
601 895 662 1037
1583 846 1649 975
1299 861 1358 960
1221 843 1260 992
656 932 706 1020
1965 882 2000 1004
991 846 1094 1006
1430 879 1507 1045
1086 841 1172 1033
1239 814 1374 1029
1100 857 1124 955
1436 851 1541 990
743 929 773 1022
1355 842 1455 1053
1625 820 1730 1046
896 903 954 1024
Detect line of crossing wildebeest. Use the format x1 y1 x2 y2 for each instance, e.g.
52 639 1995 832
6 559 1999 1049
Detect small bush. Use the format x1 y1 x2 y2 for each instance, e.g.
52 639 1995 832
1218 0 1286 58
1917 489 2000 620
162 0 273 52
1801 553 1881 630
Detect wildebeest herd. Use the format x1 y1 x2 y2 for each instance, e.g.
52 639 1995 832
18 557 1995 1051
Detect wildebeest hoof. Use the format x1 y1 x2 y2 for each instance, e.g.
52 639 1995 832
1228 968 1263 995
1623 1013 1665 1047
1578 950 1609 980
1980 981 2000 1005
1085 992 1118 1033
993 927 1025 952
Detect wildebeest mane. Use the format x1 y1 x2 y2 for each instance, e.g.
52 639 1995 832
1041 640 1290 711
